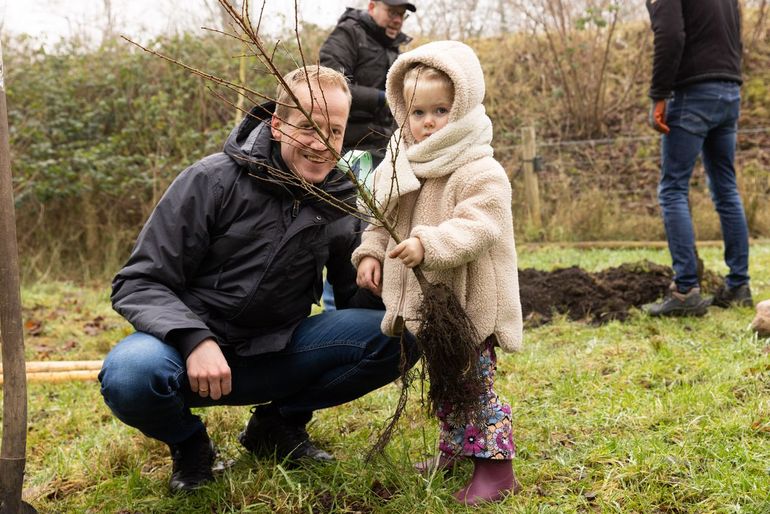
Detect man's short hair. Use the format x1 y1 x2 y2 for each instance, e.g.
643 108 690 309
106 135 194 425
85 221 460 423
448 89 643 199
274 65 352 119
403 64 453 98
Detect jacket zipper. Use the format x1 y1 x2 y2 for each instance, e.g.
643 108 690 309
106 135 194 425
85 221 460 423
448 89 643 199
229 200 316 321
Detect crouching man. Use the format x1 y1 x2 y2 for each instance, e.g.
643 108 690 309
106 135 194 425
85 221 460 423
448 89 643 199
99 65 417 492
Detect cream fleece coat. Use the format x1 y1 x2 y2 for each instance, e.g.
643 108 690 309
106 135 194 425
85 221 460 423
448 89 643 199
351 40 523 352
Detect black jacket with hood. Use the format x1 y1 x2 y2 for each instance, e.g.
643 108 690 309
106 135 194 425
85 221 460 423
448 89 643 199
319 8 411 159
112 104 371 360
646 0 742 100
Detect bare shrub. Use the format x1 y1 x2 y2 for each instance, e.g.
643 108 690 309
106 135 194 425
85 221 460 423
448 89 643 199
535 186 662 242
738 161 770 236
501 0 647 139
744 0 770 57
412 0 507 39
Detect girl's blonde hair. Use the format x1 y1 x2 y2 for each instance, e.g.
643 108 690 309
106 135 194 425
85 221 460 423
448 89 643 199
274 65 352 119
402 64 453 100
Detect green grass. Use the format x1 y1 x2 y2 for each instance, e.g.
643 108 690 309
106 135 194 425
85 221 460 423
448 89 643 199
5 244 770 513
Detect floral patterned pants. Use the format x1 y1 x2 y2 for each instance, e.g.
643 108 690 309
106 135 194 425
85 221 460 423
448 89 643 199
437 339 515 460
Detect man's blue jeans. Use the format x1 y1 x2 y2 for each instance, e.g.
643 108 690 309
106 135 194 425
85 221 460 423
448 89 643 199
659 81 750 291
99 309 416 445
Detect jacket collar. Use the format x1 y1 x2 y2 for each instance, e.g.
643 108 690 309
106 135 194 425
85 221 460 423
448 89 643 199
373 105 494 206
340 7 411 48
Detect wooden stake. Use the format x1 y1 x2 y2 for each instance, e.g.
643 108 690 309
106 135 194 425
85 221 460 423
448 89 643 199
519 238 770 250
0 38 36 514
0 360 104 374
521 126 542 230
0 370 100 386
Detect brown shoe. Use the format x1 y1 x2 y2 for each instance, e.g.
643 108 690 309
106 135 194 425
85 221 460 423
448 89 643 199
644 284 708 317
711 283 753 308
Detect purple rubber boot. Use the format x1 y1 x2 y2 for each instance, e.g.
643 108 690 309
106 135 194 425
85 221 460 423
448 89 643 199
453 458 521 505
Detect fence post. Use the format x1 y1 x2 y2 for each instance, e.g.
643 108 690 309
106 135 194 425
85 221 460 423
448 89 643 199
521 126 542 230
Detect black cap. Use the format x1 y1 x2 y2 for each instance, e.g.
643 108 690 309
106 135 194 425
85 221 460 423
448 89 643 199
381 0 416 12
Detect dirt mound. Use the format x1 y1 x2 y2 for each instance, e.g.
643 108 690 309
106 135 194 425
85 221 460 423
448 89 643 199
519 261 676 325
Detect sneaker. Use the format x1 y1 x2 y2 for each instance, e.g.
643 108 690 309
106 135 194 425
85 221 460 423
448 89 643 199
644 284 708 317
238 405 334 463
168 428 215 493
711 283 753 308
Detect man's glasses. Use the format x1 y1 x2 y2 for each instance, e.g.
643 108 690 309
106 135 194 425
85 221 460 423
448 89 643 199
386 7 410 21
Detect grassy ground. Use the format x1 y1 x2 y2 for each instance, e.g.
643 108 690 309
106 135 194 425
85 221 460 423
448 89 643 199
5 244 770 513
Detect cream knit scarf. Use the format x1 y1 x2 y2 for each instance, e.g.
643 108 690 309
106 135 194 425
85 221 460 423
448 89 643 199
372 104 494 208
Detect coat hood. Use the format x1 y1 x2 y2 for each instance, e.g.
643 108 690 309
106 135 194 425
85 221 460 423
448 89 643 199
223 102 276 174
386 40 485 128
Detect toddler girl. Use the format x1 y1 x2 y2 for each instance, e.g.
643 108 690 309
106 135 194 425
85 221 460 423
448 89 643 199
353 40 523 505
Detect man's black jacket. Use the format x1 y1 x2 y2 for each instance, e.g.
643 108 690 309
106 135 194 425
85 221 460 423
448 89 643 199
319 8 411 158
112 104 373 359
646 0 742 99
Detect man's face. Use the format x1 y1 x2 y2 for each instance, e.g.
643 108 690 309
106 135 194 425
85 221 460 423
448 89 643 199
368 1 408 39
271 82 349 184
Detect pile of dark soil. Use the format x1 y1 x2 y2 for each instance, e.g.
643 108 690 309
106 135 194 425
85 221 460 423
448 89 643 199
518 260 721 325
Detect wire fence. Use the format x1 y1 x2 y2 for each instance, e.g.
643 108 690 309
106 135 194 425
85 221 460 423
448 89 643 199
498 126 770 152
499 126 770 240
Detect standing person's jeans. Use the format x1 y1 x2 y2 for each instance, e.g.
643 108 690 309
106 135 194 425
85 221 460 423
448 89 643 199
321 280 337 311
659 81 750 292
99 308 416 445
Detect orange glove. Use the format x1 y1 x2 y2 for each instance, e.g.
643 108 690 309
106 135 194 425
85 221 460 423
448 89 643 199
648 99 670 135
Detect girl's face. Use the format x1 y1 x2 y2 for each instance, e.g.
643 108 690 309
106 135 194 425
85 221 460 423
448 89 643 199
404 78 454 143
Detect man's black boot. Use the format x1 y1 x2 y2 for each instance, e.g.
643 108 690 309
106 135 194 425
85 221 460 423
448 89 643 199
168 428 215 493
644 284 709 317
238 404 334 463
711 283 753 308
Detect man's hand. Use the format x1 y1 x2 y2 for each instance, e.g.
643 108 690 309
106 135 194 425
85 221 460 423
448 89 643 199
186 338 232 400
649 99 670 134
388 237 425 269
357 256 383 296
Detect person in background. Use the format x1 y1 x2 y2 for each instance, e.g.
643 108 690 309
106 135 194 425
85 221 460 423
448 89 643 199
320 0 416 166
645 0 752 317
318 0 416 312
99 65 417 494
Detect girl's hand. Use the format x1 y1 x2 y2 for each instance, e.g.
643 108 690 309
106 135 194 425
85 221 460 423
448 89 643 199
357 256 383 296
388 237 425 268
